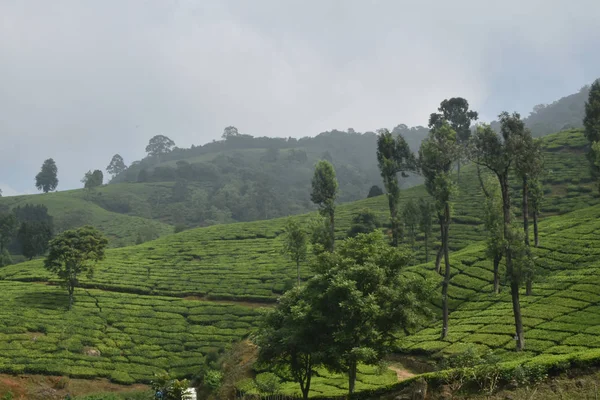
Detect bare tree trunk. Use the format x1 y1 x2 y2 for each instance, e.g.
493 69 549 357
493 253 502 294
348 360 357 396
522 176 530 246
501 178 524 351
441 203 451 339
526 278 533 296
435 216 443 273
533 210 539 247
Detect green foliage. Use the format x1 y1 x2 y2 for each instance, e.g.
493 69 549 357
145 135 176 158
0 211 17 254
347 208 380 238
151 372 190 400
107 154 127 178
44 226 108 308
401 198 419 247
367 185 383 198
281 218 308 284
35 158 59 193
83 170 104 189
376 128 417 246
585 80 600 190
203 369 223 391
429 97 478 147
17 220 53 260
311 160 338 251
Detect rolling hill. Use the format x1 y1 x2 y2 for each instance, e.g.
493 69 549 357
0 129 598 398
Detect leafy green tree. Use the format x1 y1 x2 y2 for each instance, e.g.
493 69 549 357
376 129 416 247
429 98 478 183
309 232 433 395
418 198 434 263
44 226 108 309
35 158 59 193
281 219 308 285
256 286 321 400
0 212 17 266
477 165 504 294
222 126 240 139
18 221 53 260
367 185 384 198
584 80 600 191
151 373 190 400
470 114 527 351
310 160 338 252
145 135 175 158
515 134 543 247
347 208 380 238
401 198 419 249
308 215 334 256
106 154 127 177
419 121 460 339
82 169 103 189
529 178 544 247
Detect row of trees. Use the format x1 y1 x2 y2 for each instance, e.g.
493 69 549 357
0 204 54 265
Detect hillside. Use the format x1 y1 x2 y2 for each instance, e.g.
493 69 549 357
0 129 597 398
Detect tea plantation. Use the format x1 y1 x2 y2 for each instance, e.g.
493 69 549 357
0 129 599 397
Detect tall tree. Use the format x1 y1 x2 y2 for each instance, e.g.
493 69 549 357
429 98 478 183
376 129 416 247
584 80 600 191
35 158 59 193
419 122 460 339
366 185 384 198
470 114 527 351
44 226 108 309
309 232 432 395
145 135 175 159
515 134 543 247
256 287 321 400
281 219 308 285
477 165 504 294
401 198 419 249
106 154 127 177
418 199 434 263
310 161 338 252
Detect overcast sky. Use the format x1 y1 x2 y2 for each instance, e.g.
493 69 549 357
1 0 599 195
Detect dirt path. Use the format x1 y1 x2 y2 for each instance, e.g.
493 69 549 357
388 365 416 381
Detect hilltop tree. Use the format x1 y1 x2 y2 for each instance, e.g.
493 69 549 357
106 154 127 177
35 158 59 193
44 226 108 309
347 209 380 238
256 286 321 400
515 133 543 247
310 161 338 252
367 185 383 198
584 80 600 190
477 165 504 294
419 121 460 339
376 129 416 247
146 135 175 158
309 232 433 396
470 113 527 351
281 219 308 285
401 198 419 249
222 126 240 139
429 98 478 183
82 169 104 189
418 198 434 263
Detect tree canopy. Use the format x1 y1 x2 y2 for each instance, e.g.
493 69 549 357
35 158 59 193
44 226 108 309
82 169 104 189
310 160 338 251
146 135 176 157
106 154 127 177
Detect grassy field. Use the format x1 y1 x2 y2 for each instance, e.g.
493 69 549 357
0 129 598 398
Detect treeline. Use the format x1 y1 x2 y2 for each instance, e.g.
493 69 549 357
247 81 600 398
0 204 54 266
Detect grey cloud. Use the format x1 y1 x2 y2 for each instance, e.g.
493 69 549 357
1 0 599 193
